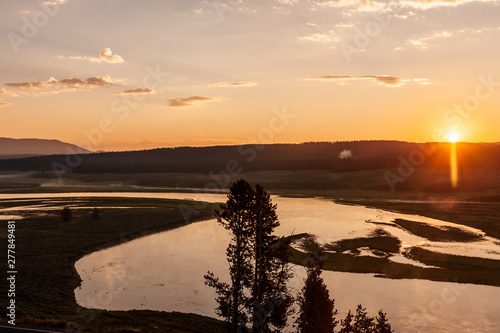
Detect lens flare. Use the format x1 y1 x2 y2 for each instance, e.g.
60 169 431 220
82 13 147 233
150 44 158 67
450 141 458 188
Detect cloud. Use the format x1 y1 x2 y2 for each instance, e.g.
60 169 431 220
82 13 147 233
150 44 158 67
42 0 67 5
338 149 352 159
0 101 10 107
166 96 216 107
212 81 257 87
116 88 156 95
397 28 494 51
400 0 498 9
5 76 115 93
0 89 19 97
307 75 430 87
299 31 340 43
68 48 124 64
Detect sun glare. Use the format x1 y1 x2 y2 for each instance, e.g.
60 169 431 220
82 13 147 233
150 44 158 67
448 132 459 143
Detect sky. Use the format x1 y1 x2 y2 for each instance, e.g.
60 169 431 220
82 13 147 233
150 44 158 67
1 0 499 151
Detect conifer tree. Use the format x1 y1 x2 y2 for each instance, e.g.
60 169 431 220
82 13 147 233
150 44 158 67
374 310 393 333
205 179 293 332
295 258 338 333
353 305 374 333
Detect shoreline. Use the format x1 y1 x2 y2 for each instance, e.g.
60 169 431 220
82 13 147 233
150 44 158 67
0 196 226 333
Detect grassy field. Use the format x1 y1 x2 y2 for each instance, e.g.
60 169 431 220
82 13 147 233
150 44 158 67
0 196 226 333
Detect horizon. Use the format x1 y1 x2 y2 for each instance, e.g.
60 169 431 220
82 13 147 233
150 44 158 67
3 136 500 155
1 1 500 150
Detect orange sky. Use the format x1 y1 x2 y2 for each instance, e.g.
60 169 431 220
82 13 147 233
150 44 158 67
1 0 500 151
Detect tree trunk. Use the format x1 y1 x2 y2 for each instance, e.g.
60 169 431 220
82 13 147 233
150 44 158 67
252 203 262 332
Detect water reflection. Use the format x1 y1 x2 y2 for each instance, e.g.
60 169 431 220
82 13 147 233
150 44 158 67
70 193 500 333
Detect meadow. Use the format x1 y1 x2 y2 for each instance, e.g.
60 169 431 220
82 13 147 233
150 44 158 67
0 196 225 332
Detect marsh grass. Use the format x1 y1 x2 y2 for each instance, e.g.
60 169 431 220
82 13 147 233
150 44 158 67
0 197 226 333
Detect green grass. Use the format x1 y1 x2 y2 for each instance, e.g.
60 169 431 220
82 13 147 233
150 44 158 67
0 197 226 333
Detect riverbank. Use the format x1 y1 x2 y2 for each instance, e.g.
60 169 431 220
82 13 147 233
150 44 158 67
0 196 226 332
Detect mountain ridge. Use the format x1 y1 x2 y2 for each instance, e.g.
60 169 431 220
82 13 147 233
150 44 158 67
0 137 92 158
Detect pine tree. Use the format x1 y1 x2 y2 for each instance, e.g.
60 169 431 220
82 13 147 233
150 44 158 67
340 310 354 333
353 305 375 333
251 185 293 333
205 179 293 333
205 179 255 332
374 310 393 333
295 258 338 333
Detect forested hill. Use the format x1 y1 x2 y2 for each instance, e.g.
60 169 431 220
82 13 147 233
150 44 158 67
0 141 499 174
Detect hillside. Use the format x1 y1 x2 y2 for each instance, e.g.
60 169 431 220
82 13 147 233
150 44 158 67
0 141 499 177
0 138 92 158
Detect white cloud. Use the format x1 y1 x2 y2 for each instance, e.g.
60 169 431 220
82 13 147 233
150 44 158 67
67 48 124 64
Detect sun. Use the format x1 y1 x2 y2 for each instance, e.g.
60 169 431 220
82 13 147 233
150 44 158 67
447 131 460 143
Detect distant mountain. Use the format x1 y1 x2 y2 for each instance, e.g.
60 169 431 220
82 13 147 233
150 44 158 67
0 138 92 158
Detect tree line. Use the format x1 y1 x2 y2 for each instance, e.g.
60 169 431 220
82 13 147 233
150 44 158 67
4 141 493 174
205 179 393 332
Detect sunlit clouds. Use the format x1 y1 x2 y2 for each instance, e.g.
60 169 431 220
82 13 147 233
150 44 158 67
166 96 217 107
306 75 430 87
212 82 258 87
41 0 67 5
117 88 156 95
67 48 124 64
400 0 499 9
1 0 499 148
5 76 115 93
0 89 19 97
299 31 341 43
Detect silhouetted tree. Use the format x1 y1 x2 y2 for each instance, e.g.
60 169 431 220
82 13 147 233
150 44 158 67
339 305 392 333
92 207 100 221
340 310 354 333
353 305 374 333
61 206 72 222
296 258 338 333
205 179 256 332
205 179 293 333
374 310 393 333
251 185 294 333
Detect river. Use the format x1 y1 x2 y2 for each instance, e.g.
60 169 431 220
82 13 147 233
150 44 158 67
1 192 499 332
